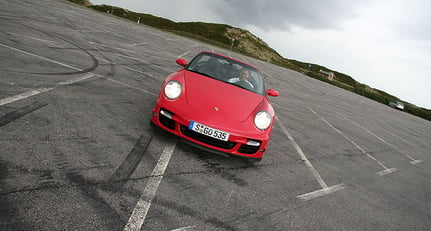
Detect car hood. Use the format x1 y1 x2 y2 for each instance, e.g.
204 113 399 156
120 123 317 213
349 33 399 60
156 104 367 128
183 71 264 122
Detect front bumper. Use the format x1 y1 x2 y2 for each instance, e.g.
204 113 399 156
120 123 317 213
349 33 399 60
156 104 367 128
151 106 270 159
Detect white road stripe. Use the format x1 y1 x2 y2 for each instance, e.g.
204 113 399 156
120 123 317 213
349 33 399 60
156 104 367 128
88 41 136 53
122 66 153 77
0 43 157 106
56 73 96 85
170 226 197 231
276 116 328 189
0 42 81 71
178 51 189 58
104 78 157 96
276 116 346 200
5 32 63 47
352 121 422 164
309 108 397 175
0 73 96 106
124 42 149 47
124 142 177 231
297 184 346 200
0 88 53 106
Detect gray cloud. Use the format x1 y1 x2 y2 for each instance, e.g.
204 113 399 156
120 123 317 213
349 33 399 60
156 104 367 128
211 0 370 31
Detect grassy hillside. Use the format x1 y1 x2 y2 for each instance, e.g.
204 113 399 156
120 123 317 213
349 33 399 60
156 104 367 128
69 1 431 121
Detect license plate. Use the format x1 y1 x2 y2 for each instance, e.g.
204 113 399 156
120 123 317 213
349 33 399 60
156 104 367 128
188 121 230 141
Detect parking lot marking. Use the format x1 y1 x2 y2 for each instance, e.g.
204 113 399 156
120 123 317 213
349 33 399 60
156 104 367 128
309 108 398 176
170 225 197 231
56 73 96 85
276 116 345 200
124 42 149 47
0 42 81 71
122 66 154 77
352 122 423 165
0 43 158 106
88 41 136 53
104 77 157 96
0 88 53 106
178 51 189 58
376 168 398 176
380 122 431 157
124 142 177 231
5 32 64 48
297 183 346 200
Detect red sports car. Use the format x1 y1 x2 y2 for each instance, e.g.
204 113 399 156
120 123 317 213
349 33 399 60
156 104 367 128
151 51 279 161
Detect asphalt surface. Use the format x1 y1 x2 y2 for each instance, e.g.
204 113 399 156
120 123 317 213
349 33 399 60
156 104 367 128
1 0 430 230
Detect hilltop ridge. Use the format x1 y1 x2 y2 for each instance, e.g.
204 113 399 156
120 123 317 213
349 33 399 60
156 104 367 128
67 0 431 121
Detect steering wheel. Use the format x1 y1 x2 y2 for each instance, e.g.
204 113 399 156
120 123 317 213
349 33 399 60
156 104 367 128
236 80 252 90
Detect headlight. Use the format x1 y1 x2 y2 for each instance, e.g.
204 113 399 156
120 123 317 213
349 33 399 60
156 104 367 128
254 111 272 130
164 80 182 99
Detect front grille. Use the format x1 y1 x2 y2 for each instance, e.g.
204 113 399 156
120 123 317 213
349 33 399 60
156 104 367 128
238 144 260 154
159 109 175 130
180 125 236 150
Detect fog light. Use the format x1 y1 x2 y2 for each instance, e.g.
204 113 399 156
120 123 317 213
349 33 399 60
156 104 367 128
260 148 266 152
160 110 173 119
247 140 261 146
153 112 157 117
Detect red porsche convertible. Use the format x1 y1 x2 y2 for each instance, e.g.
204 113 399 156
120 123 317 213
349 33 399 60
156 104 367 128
151 51 278 161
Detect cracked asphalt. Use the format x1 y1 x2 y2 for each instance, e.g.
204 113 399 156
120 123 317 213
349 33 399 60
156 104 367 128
1 0 431 230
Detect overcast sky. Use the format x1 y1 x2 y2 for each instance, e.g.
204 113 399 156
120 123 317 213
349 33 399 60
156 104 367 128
91 0 431 109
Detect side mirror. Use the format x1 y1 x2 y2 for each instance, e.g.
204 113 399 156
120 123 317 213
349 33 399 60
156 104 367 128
266 89 279 97
176 59 187 67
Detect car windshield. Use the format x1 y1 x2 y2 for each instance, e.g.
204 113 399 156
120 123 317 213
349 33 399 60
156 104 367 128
185 52 265 95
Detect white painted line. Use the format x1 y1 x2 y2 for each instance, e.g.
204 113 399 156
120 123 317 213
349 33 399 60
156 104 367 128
352 122 422 164
376 168 398 176
189 44 199 47
124 42 149 47
178 51 189 58
380 122 430 157
118 57 175 73
277 116 347 199
56 73 96 85
0 74 96 106
383 121 431 149
155 65 177 73
297 183 346 200
276 116 328 189
309 108 366 154
0 88 53 106
77 29 107 33
88 41 136 53
124 142 177 231
170 226 197 231
0 42 81 71
122 66 153 77
0 43 157 106
264 71 298 87
104 78 157 96
116 54 146 61
309 108 396 176
409 159 423 165
6 32 63 47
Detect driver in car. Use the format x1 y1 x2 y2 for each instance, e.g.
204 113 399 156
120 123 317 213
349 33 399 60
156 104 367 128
228 68 254 88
